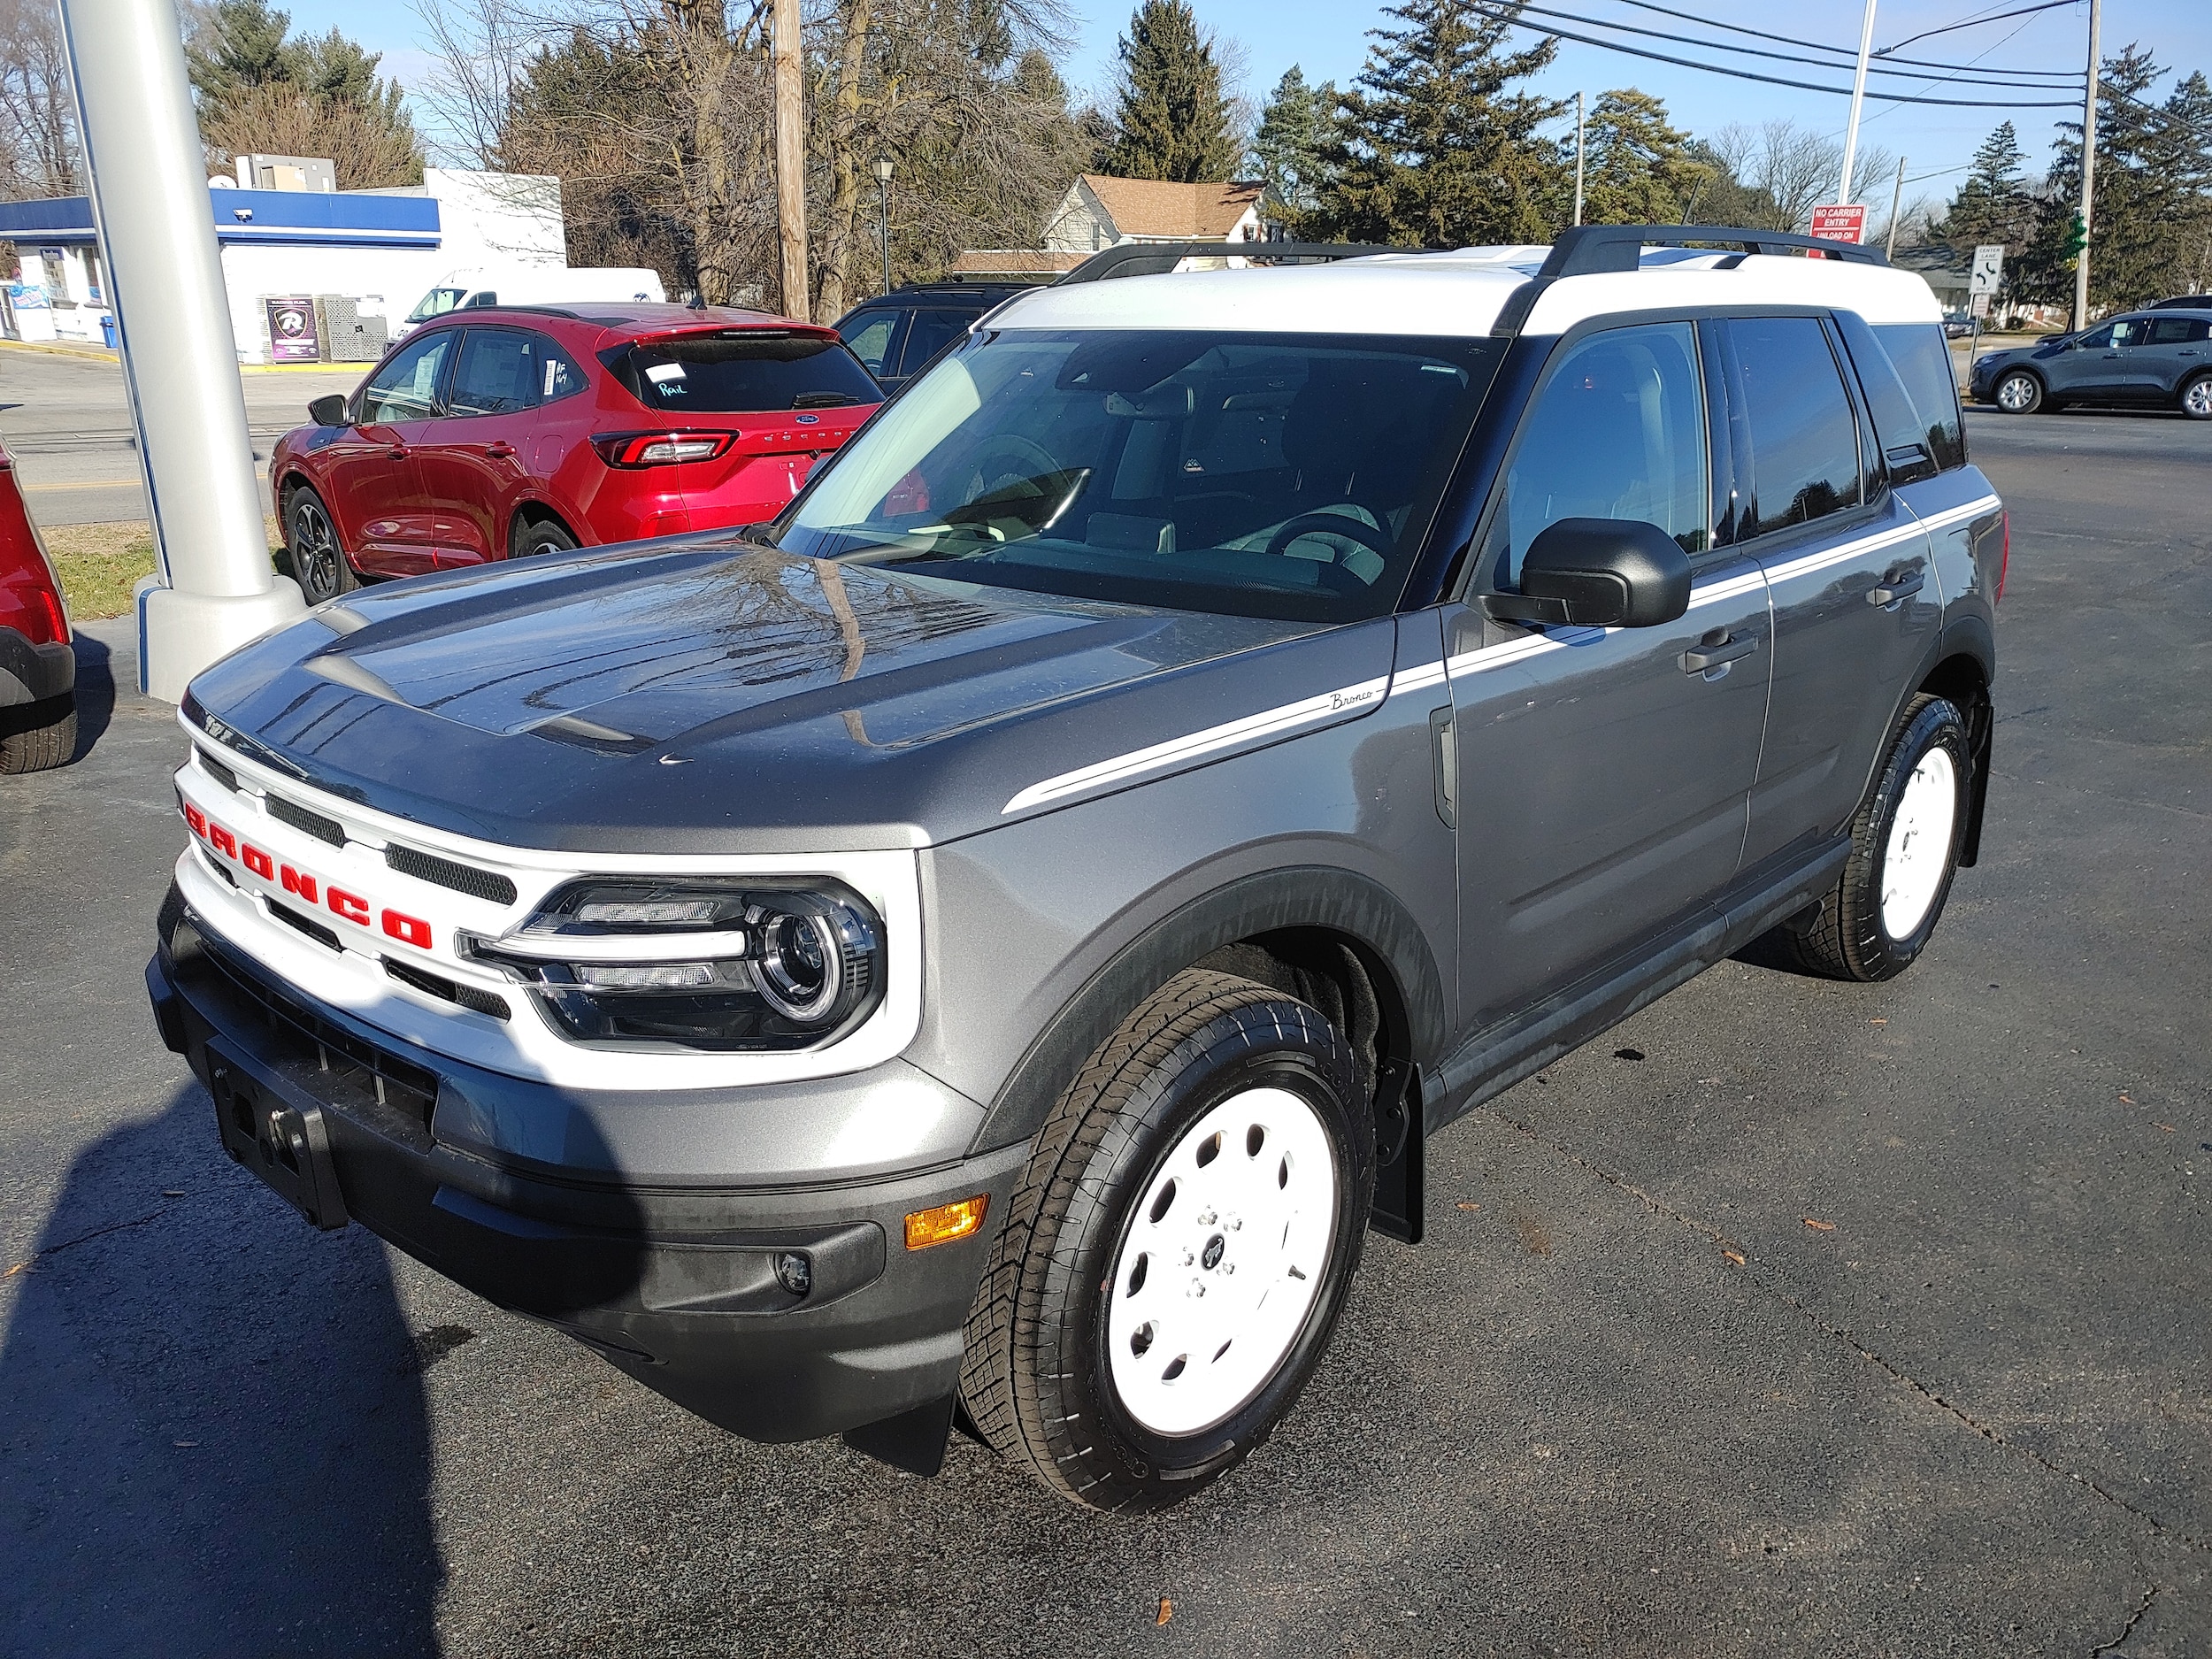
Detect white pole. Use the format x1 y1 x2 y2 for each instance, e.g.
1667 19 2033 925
1886 154 1907 257
1838 0 1878 211
58 0 303 702
2074 0 2101 332
1573 91 1586 227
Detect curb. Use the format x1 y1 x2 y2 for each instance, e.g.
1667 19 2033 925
0 338 369 373
0 336 118 363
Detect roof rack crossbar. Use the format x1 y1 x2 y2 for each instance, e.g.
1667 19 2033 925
1053 240 1403 286
1539 223 1891 279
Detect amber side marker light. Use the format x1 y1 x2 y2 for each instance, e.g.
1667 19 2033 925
905 1195 987 1250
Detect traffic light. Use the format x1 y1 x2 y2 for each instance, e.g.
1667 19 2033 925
2062 211 2087 265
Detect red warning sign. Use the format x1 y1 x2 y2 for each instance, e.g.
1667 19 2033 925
1809 204 1868 244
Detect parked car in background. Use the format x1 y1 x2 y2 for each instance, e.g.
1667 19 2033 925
833 281 1044 394
395 267 666 341
1970 306 2212 417
1942 310 1974 338
2150 294 2212 310
0 436 74 772
272 303 882 604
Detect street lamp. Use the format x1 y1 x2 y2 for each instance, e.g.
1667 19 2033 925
872 157 894 296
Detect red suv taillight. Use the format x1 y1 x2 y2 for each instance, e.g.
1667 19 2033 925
591 431 736 468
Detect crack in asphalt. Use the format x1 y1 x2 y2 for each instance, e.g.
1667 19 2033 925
2090 1583 2160 1655
2 1181 256 1279
1482 1105 2210 1557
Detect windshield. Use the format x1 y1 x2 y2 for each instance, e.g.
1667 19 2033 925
780 329 1503 621
605 332 882 412
407 287 466 323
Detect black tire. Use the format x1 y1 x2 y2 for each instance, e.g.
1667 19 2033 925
1767 695 1970 982
511 517 579 558
0 695 76 773
958 968 1374 1512
1991 368 2045 415
285 485 355 604
2179 373 2212 420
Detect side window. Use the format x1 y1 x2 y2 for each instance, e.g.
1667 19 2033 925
357 331 453 424
840 311 901 376
2108 316 2147 347
1871 322 1966 472
447 328 541 416
898 309 972 377
2147 316 2211 345
1731 317 1863 536
1486 321 1709 588
536 334 588 401
2075 322 2115 349
1834 311 1934 477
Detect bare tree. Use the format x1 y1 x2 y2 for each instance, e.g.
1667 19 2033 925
1709 120 1893 233
0 0 80 200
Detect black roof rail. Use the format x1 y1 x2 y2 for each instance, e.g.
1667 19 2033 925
1492 223 1892 338
1539 223 1890 278
1053 240 1402 285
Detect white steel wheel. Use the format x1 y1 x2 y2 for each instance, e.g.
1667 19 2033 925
1879 747 1959 940
1106 1086 1339 1437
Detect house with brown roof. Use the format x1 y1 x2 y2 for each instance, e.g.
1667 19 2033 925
1043 175 1265 255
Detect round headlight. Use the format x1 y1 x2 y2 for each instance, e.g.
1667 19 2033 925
754 907 843 1022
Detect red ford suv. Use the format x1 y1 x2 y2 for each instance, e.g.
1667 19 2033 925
271 303 882 603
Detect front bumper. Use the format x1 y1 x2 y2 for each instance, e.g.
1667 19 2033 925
150 885 1024 1444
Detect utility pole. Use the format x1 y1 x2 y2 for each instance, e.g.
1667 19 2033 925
873 157 894 297
1572 91 1586 227
2073 0 2101 332
1886 155 1907 258
1838 0 1878 211
58 0 302 701
772 0 809 323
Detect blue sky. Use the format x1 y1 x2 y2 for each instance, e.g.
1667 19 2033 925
288 0 2212 216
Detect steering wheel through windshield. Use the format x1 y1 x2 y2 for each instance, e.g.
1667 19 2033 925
1263 513 1394 595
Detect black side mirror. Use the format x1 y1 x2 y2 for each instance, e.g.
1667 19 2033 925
1486 518 1692 629
308 393 349 426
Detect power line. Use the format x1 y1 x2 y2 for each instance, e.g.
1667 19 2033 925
1506 0 2081 93
1594 0 2083 80
1877 1 2080 58
1471 4 2089 108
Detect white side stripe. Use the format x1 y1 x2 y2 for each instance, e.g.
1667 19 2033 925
1001 673 1390 815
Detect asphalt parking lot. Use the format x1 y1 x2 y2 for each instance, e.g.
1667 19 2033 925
1 406 2205 1657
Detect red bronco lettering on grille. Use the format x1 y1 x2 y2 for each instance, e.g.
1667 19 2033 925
184 800 429 946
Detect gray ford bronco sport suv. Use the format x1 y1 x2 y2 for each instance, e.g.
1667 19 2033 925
149 226 2004 1512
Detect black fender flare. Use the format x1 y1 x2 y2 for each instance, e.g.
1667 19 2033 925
969 865 1448 1157
1853 615 1996 868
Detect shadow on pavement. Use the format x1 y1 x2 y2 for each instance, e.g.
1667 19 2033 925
67 630 116 761
0 1083 444 1655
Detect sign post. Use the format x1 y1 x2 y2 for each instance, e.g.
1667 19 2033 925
1809 204 1869 248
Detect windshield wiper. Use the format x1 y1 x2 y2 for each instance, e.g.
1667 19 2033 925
793 391 861 408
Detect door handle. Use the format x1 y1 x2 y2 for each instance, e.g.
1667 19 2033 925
385 443 410 459
484 442 517 458
2182 350 2200 358
1868 570 1925 606
1682 630 1758 674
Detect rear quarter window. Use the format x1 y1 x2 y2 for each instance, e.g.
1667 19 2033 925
604 332 880 412
1873 322 1966 470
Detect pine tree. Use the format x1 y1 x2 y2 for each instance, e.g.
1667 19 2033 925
186 0 423 187
1577 88 1702 225
1251 66 1336 221
1104 0 1243 183
1925 122 2037 275
1298 0 1566 248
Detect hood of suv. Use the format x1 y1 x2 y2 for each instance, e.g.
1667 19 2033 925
185 539 1393 850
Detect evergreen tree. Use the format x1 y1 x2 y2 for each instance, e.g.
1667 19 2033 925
1298 0 1566 248
1576 88 1703 224
1250 65 1336 221
186 0 421 187
1104 0 1242 182
1924 121 2039 289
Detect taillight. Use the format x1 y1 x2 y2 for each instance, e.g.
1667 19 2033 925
1996 511 2009 603
590 431 735 468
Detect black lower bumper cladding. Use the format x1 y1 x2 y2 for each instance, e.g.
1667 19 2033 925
149 884 1021 1449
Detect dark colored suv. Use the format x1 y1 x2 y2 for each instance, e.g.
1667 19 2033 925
152 227 2002 1513
1971 306 2212 418
833 281 1044 393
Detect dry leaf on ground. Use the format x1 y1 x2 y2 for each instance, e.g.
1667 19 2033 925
1803 1217 1836 1233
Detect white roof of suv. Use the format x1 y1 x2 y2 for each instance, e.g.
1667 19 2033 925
994 242 1943 339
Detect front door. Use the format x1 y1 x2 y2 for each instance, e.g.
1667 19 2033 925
2141 313 2212 402
325 328 455 577
413 325 548 565
1449 320 1771 1030
1719 316 1941 867
2047 315 2151 402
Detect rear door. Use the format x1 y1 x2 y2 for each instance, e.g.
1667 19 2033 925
2141 313 2212 400
895 309 976 386
319 329 452 576
1448 319 1772 1028
1728 314 1939 869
